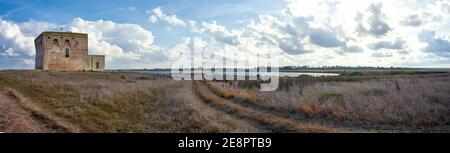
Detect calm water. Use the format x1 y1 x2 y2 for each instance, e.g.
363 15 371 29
135 70 339 77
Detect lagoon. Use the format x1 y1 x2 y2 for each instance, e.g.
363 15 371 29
131 70 340 77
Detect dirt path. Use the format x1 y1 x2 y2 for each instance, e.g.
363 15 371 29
185 82 265 132
0 88 52 132
204 82 369 132
0 87 81 133
193 81 341 133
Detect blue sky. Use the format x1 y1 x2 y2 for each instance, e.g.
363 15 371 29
0 0 283 45
0 0 450 69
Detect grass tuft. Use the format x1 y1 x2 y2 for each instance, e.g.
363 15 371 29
318 92 344 102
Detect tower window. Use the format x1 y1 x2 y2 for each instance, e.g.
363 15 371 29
65 39 71 47
53 39 59 47
96 62 100 69
65 48 70 57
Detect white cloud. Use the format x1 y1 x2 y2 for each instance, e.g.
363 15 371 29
355 3 391 37
1 48 18 56
369 39 406 50
419 30 450 58
0 19 37 56
164 15 186 26
151 7 163 18
67 18 173 68
147 7 186 26
372 51 393 58
0 17 176 69
19 20 59 36
309 28 345 48
23 58 34 65
0 18 59 68
2 0 450 69
246 15 313 55
400 14 422 27
200 21 241 45
149 15 158 23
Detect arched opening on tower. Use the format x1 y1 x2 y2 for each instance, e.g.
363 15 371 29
64 39 71 47
53 39 59 47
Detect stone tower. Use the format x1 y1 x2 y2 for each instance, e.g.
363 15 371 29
34 31 105 71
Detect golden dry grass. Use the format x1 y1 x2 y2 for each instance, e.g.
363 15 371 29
209 73 450 132
195 81 337 133
0 70 258 133
2 70 449 132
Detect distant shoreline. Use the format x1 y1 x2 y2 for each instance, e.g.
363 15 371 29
3 66 450 72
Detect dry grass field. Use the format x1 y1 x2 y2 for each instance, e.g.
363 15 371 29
208 73 450 132
0 70 449 132
0 71 259 133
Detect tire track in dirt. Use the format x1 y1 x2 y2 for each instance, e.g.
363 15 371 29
206 82 311 122
204 82 369 133
185 82 266 133
194 81 339 133
0 86 82 133
192 85 271 132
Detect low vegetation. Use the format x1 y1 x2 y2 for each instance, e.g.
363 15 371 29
196 82 335 132
289 70 449 76
0 71 257 132
1 70 449 132
208 73 450 132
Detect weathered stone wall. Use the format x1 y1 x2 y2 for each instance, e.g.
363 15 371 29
34 36 45 69
89 55 105 71
35 32 90 71
34 32 106 71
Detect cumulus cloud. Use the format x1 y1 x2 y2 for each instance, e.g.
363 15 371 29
149 15 158 23
69 18 155 53
67 18 172 68
355 3 391 37
19 20 59 36
147 7 186 26
22 58 34 65
0 47 19 56
2 0 450 69
247 15 312 55
418 30 450 57
0 18 60 68
400 14 422 27
399 10 445 28
0 17 173 69
0 19 37 56
309 29 344 48
369 39 406 50
199 21 240 45
70 1 450 68
372 51 393 58
341 45 363 53
443 2 450 13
